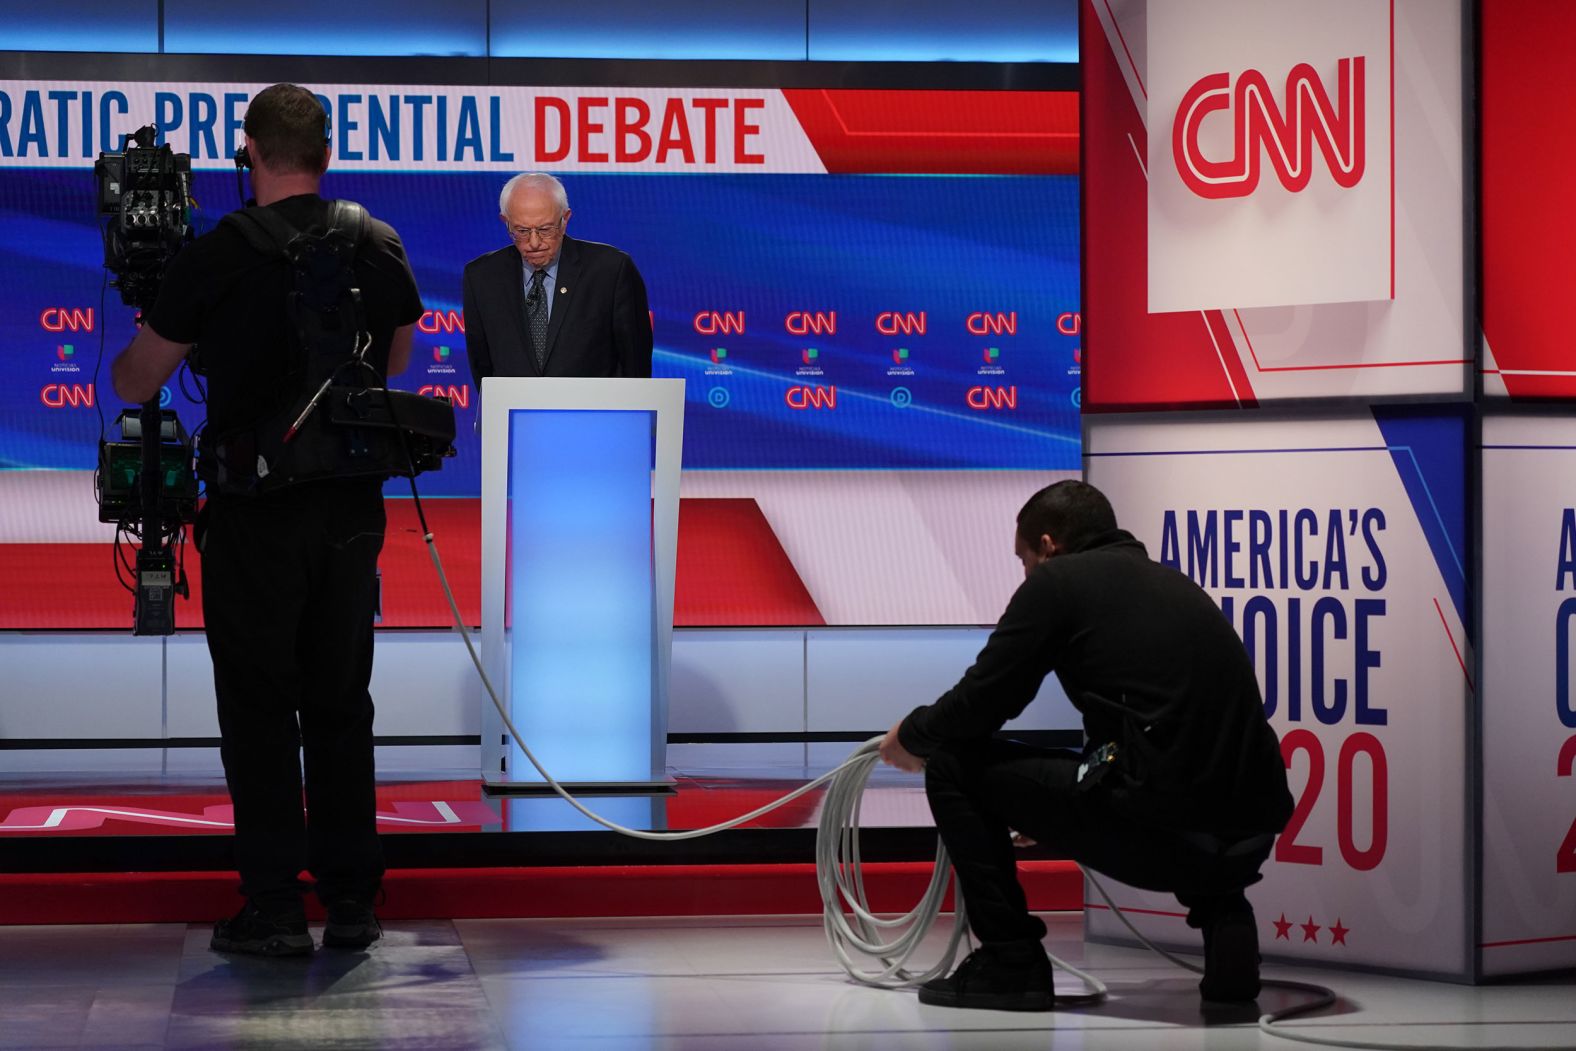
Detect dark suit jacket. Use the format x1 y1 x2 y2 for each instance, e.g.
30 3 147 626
462 235 653 384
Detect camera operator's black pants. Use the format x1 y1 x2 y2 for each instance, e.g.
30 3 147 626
925 739 1273 947
200 481 387 913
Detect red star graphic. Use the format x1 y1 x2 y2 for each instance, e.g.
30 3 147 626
1329 919 1349 945
1301 916 1321 942
1273 913 1293 940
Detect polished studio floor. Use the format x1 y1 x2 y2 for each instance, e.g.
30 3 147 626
2 913 1572 1050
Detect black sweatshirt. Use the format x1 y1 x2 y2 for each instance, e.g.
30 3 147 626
898 529 1294 840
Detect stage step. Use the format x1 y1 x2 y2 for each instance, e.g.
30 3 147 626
0 861 1081 926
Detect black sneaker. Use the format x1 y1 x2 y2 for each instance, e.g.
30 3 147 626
211 902 313 957
322 900 382 950
918 944 1056 1011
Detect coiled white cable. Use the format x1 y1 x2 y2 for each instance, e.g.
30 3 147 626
814 738 968 988
811 737 1107 1002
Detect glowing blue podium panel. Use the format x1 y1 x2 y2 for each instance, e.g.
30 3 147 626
480 378 685 788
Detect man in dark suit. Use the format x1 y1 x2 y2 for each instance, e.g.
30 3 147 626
463 173 653 384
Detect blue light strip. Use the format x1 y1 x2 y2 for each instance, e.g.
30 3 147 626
506 409 655 783
162 0 487 56
3 0 159 52
490 3 806 61
17 0 1078 60
807 0 1078 62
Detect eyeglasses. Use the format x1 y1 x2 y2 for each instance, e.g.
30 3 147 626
507 220 564 243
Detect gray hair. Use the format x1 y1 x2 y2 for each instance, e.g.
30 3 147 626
499 173 569 217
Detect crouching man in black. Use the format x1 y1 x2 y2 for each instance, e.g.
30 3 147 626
880 480 1293 1010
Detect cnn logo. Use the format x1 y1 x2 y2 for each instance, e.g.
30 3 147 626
1173 57 1364 199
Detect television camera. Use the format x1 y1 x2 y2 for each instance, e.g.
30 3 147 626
90 124 458 636
93 125 199 635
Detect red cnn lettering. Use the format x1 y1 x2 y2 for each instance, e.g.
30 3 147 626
875 311 927 336
785 311 837 336
40 307 94 333
536 97 571 162
418 309 465 335
785 385 837 410
966 311 1018 336
1056 312 1082 335
693 311 746 336
41 383 94 408
1173 57 1365 199
418 384 471 408
966 386 1017 410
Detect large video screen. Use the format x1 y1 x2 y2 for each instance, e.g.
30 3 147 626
0 79 1080 627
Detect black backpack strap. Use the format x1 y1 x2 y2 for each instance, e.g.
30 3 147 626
325 200 370 249
220 201 368 255
219 206 301 257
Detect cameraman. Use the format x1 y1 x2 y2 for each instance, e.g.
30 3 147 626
112 83 422 956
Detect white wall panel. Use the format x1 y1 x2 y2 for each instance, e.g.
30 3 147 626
1 629 1077 767
804 628 1079 734
671 629 805 733
164 633 218 737
0 633 162 739
367 632 482 736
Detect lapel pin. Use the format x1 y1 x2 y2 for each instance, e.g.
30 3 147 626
560 287 568 294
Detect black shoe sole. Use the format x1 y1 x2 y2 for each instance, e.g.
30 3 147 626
1200 990 1261 1006
210 932 315 957
322 925 381 950
918 987 1056 1012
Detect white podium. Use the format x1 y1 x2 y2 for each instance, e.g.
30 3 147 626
479 377 685 791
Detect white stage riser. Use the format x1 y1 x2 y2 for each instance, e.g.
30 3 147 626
0 628 1078 762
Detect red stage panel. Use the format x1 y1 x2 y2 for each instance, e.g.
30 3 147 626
1080 0 1256 411
782 89 1079 175
0 781 490 837
0 861 1082 925
1481 0 1576 399
672 498 823 627
0 779 838 838
0 497 822 630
